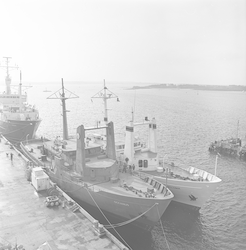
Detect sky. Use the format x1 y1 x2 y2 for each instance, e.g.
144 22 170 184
0 0 245 85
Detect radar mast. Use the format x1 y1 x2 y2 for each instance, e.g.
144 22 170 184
47 78 79 140
91 79 119 125
0 57 19 94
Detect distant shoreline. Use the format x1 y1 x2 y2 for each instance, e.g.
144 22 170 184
130 84 246 92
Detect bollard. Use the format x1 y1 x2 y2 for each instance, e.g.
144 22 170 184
93 219 99 229
98 224 105 236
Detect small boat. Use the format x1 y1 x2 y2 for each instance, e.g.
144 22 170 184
43 88 51 92
209 121 246 161
20 79 174 230
0 57 41 144
119 114 222 211
209 137 246 161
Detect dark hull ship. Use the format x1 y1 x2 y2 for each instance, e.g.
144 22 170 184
20 80 174 230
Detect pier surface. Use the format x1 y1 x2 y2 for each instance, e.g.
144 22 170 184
0 138 127 250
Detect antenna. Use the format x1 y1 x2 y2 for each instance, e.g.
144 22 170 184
0 57 18 76
214 153 220 176
47 78 79 140
91 79 119 125
236 120 239 139
131 107 134 123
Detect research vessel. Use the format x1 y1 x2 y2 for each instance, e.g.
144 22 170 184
20 79 174 230
0 57 41 143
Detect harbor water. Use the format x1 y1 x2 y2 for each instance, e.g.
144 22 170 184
26 82 246 250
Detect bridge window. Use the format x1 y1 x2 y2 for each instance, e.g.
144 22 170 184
144 160 148 168
138 160 142 168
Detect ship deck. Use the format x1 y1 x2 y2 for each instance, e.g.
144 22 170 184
22 138 221 184
87 172 167 199
0 137 128 250
21 139 169 199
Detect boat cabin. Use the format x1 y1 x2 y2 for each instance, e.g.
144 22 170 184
43 122 118 183
0 93 27 107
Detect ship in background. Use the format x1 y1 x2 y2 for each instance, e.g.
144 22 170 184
0 57 41 143
209 121 246 162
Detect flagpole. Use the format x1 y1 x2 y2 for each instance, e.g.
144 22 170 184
215 154 220 176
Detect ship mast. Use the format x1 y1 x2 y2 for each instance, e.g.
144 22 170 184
47 78 79 140
91 79 119 125
0 57 19 94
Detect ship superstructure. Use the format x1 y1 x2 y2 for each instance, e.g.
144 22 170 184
121 114 222 211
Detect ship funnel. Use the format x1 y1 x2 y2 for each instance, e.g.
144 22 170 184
242 135 246 147
76 125 86 175
123 120 134 164
106 122 116 160
6 75 11 94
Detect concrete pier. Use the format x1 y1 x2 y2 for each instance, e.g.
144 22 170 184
0 137 128 250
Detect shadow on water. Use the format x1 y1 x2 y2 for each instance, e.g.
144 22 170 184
73 198 152 249
156 203 203 250
74 198 204 250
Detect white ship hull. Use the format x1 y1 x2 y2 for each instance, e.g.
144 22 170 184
122 117 222 211
152 174 220 210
